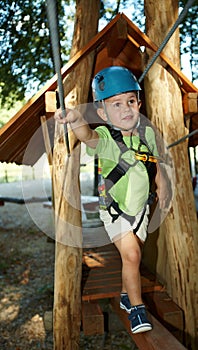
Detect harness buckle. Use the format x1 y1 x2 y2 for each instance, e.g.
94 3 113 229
142 154 149 162
135 152 158 163
135 152 148 162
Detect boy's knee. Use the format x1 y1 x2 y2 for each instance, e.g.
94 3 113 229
125 248 141 265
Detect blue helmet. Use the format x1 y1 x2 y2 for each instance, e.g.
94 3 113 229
92 66 141 102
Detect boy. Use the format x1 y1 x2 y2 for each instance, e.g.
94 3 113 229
55 66 168 333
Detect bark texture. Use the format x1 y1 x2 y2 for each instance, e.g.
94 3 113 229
53 1 101 349
143 1 198 348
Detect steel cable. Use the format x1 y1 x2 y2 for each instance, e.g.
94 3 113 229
138 0 196 83
46 0 70 156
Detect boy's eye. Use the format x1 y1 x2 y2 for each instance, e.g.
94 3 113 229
111 102 120 108
128 99 136 105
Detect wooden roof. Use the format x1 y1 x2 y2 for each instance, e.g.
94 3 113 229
0 13 197 165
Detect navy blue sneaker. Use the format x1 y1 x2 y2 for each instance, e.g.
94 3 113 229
128 304 152 334
120 293 132 313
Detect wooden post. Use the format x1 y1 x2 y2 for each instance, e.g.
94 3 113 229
143 2 198 348
40 115 53 167
53 126 82 350
144 62 198 350
52 1 101 349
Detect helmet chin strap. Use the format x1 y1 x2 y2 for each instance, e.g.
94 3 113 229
102 100 140 132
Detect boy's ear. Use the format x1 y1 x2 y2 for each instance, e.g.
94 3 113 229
138 100 142 108
97 108 108 121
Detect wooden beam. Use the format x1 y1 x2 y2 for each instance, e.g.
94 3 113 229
127 33 141 49
143 291 184 342
107 17 128 57
82 301 104 335
183 92 198 115
110 297 187 350
44 91 57 113
40 116 53 166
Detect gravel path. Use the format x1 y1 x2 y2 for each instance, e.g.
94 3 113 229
0 180 138 349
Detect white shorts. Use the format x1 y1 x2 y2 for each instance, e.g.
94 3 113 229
99 205 150 243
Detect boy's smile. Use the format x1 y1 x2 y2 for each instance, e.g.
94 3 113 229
97 92 141 133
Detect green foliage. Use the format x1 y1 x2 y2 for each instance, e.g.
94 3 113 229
0 0 72 107
0 98 25 128
179 0 198 82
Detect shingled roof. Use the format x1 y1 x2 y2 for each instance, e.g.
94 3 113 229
0 13 197 165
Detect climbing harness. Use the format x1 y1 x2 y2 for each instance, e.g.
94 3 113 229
46 0 70 156
92 67 160 232
98 121 158 233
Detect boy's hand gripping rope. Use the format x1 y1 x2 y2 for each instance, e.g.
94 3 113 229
46 0 70 156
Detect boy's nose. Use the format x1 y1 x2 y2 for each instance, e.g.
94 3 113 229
123 103 131 111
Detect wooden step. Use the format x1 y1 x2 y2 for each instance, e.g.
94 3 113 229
110 297 187 350
143 291 184 342
82 301 104 335
82 245 163 301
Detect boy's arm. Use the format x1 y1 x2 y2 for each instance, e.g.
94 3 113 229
54 108 99 149
155 162 169 209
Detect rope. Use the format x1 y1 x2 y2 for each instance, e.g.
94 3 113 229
46 0 70 156
138 0 196 83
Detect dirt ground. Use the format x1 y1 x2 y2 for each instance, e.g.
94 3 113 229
0 179 138 350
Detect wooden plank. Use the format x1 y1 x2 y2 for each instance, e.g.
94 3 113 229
45 91 57 113
82 301 104 335
143 291 184 342
107 17 128 57
82 246 163 301
82 280 163 301
188 113 198 147
183 92 198 115
40 115 53 166
110 297 187 350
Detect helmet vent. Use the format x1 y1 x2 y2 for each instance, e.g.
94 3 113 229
99 80 105 91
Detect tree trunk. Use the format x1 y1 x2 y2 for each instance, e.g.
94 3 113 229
52 1 100 349
143 1 198 349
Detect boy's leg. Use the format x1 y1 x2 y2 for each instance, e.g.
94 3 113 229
114 231 143 306
114 231 152 333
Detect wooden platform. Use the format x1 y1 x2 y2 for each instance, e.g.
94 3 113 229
82 243 163 302
82 241 186 349
110 297 186 350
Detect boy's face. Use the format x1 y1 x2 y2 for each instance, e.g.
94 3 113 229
97 92 141 132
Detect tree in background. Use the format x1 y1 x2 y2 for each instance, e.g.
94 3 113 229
179 0 198 82
0 0 71 106
0 0 197 109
